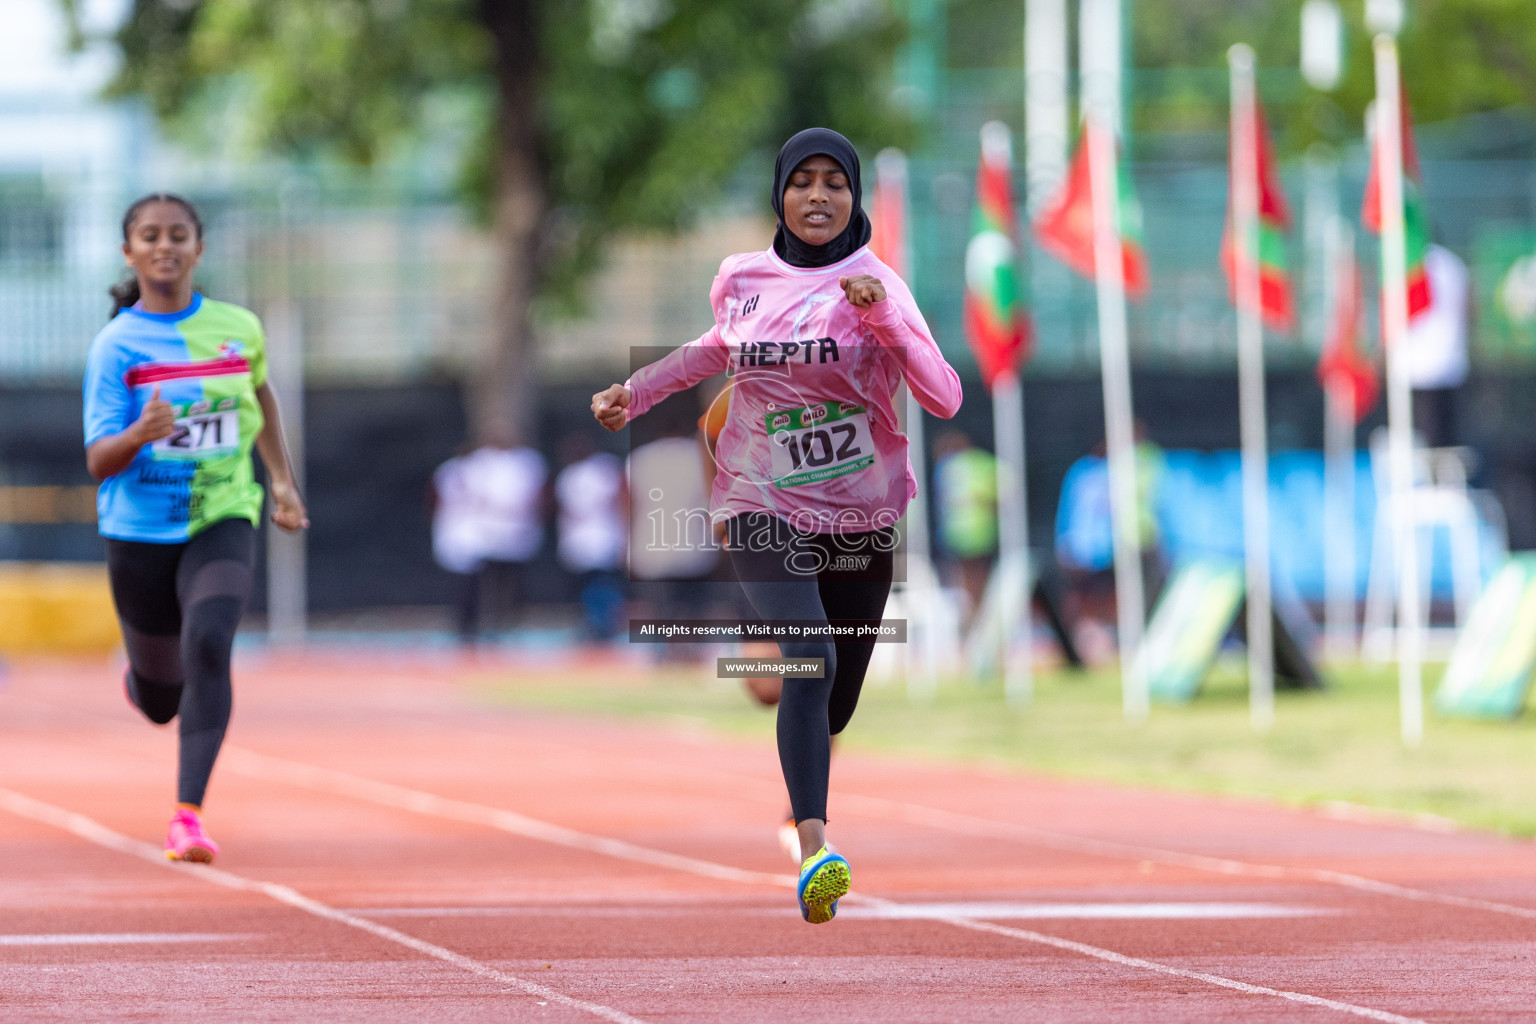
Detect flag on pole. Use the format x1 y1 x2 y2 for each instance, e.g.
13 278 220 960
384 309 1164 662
964 122 1030 388
1034 118 1150 299
870 149 910 281
1362 88 1432 320
1317 241 1379 421
1221 103 1294 333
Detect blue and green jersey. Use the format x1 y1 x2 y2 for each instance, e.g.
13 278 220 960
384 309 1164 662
83 294 268 543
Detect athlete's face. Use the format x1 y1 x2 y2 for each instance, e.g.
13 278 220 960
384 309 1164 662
782 155 853 247
122 201 203 291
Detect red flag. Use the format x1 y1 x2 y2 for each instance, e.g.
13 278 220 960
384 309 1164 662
1317 242 1378 422
1221 103 1294 332
869 149 909 281
1034 117 1149 299
1361 87 1432 320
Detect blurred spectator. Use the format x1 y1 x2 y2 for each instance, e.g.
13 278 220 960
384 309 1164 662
931 428 998 626
1054 424 1167 662
1404 243 1472 449
429 434 547 644
555 433 627 640
628 416 720 652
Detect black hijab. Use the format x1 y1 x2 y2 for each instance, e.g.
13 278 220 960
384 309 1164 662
770 127 873 268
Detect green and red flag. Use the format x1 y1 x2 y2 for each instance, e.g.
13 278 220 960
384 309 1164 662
1221 103 1293 333
1361 87 1432 320
1034 117 1150 299
1316 239 1379 421
963 122 1030 388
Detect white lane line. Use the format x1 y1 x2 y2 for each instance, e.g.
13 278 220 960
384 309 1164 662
350 901 1335 921
0 933 256 946
830 791 1536 922
838 901 1339 921
0 788 649 1024
500 733 1536 923
221 747 1425 1023
26 690 1536 922
938 915 1425 1024
219 746 789 889
354 906 760 918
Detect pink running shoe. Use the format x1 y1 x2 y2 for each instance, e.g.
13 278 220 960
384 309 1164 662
164 808 219 864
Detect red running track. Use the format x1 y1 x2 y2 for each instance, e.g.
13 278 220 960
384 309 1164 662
2 652 1535 1023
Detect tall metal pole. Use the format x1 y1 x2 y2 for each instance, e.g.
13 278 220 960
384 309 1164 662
1322 216 1359 659
1085 114 1146 722
878 148 941 704
1081 0 1144 720
1228 45 1275 732
265 298 307 645
976 123 1034 706
994 370 1032 704
1026 0 1070 215
1372 35 1424 747
1079 0 1123 137
1025 0 1070 367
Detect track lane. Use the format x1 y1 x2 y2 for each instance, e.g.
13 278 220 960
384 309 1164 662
5 655 1536 1021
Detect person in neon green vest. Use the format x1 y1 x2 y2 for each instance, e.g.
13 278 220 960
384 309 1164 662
932 429 998 626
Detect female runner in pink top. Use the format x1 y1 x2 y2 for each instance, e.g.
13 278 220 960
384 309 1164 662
593 127 962 923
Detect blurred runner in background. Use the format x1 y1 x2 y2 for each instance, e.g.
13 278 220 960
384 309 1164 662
555 433 627 641
429 434 547 644
932 428 999 629
627 415 721 660
84 193 307 864
593 128 962 924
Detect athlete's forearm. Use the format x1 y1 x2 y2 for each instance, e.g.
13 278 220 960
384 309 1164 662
859 301 963 419
86 426 152 481
253 383 299 488
625 325 730 420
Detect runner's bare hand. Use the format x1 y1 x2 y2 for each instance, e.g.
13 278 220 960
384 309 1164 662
839 275 886 309
592 384 631 432
132 385 176 444
270 479 310 532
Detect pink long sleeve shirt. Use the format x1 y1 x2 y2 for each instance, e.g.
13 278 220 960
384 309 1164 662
626 245 962 534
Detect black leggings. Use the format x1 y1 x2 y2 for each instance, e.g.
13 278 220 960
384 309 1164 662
106 518 255 807
725 513 894 825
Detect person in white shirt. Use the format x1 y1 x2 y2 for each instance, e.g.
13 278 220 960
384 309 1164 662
430 435 548 643
1404 243 1472 449
555 433 627 639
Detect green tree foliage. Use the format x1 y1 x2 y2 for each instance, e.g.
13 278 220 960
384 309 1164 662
940 0 1536 150
73 0 910 438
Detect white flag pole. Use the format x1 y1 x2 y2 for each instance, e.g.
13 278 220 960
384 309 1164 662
877 148 941 704
976 123 1033 706
993 368 1032 705
1322 217 1359 659
1228 45 1275 732
1372 35 1425 747
1084 112 1146 722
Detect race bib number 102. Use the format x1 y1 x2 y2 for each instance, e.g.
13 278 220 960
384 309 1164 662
765 401 876 488
151 398 241 461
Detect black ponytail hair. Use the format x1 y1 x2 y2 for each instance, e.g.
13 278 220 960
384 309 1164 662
109 193 204 318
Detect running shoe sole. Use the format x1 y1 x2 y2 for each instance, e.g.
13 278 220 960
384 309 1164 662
797 852 851 924
165 844 215 864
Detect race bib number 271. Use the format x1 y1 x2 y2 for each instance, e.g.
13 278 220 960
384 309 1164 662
151 398 241 460
765 401 876 488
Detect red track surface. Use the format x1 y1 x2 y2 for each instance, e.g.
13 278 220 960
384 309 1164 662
3 652 1535 1023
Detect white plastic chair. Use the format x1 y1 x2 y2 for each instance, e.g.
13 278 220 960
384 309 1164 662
1362 428 1506 661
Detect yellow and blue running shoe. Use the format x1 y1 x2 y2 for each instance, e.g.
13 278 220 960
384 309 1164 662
797 846 851 924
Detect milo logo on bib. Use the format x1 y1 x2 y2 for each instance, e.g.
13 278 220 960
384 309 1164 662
763 401 876 489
